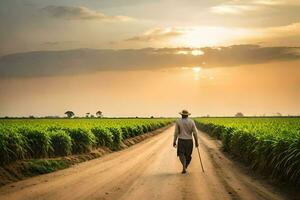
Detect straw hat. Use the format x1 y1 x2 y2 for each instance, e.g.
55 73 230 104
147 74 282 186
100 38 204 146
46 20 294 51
179 109 191 116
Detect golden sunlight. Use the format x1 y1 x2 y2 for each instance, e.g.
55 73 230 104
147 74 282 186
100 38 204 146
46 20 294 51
191 49 204 56
176 49 204 56
0 1 300 199
176 50 188 55
192 66 202 73
172 26 251 47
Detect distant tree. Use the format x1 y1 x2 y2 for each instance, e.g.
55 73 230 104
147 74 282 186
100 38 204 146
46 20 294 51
235 112 244 117
90 114 95 118
276 112 282 116
150 116 154 118
64 111 75 118
96 111 103 118
29 115 35 119
86 112 90 118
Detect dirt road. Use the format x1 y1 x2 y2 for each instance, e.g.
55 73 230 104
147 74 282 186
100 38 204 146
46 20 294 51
0 126 291 200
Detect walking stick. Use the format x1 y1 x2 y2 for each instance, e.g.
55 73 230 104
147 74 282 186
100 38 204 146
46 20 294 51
196 146 205 172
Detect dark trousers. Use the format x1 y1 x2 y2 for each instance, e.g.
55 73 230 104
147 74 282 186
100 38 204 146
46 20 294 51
177 139 193 168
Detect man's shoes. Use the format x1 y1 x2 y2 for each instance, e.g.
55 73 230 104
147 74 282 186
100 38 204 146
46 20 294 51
181 168 187 174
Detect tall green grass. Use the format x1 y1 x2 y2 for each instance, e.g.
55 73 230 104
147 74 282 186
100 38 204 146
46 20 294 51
49 130 72 156
0 118 173 164
0 128 27 164
195 118 300 185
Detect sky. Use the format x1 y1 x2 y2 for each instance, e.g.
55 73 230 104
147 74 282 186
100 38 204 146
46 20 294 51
0 0 299 117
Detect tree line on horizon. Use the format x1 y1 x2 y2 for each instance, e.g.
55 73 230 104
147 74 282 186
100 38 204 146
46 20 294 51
64 111 103 118
1 112 299 119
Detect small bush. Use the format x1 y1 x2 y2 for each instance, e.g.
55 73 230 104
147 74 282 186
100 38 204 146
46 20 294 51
145 124 152 132
132 126 142 136
120 126 130 139
0 128 27 164
211 126 226 139
91 127 113 147
107 127 122 150
19 128 51 158
228 131 257 164
141 125 148 133
126 126 135 137
50 130 72 156
158 122 164 128
150 124 158 131
221 127 235 152
67 128 95 154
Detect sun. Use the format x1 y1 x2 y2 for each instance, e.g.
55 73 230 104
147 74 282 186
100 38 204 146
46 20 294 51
192 66 202 73
171 26 251 47
191 50 204 56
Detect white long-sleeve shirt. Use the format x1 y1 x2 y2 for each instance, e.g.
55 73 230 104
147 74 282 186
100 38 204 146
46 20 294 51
173 118 199 144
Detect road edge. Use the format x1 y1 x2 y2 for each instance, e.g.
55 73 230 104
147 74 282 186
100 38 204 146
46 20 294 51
0 123 174 187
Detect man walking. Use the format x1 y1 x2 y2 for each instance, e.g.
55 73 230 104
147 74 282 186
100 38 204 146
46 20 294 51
173 110 199 174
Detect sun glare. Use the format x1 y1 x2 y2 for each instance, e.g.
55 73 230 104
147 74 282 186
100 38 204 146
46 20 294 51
176 49 204 56
192 67 202 73
172 26 251 47
191 50 204 56
176 50 188 55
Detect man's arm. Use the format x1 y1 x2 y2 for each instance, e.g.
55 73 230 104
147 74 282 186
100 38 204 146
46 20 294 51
192 121 199 147
173 121 179 147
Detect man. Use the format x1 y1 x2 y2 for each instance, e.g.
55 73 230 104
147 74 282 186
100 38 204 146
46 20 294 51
173 109 199 174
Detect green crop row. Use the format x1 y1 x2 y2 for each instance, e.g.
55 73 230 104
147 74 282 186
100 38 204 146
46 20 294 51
0 119 173 164
194 118 300 186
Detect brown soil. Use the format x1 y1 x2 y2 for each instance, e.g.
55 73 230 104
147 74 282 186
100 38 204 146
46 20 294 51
0 125 298 200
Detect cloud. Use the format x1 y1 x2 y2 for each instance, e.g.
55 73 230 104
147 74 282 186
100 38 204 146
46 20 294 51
0 45 299 78
201 45 300 66
211 5 258 15
123 23 300 47
243 23 300 46
41 41 78 46
211 0 300 15
42 5 133 21
261 22 300 35
125 28 184 42
253 0 300 6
